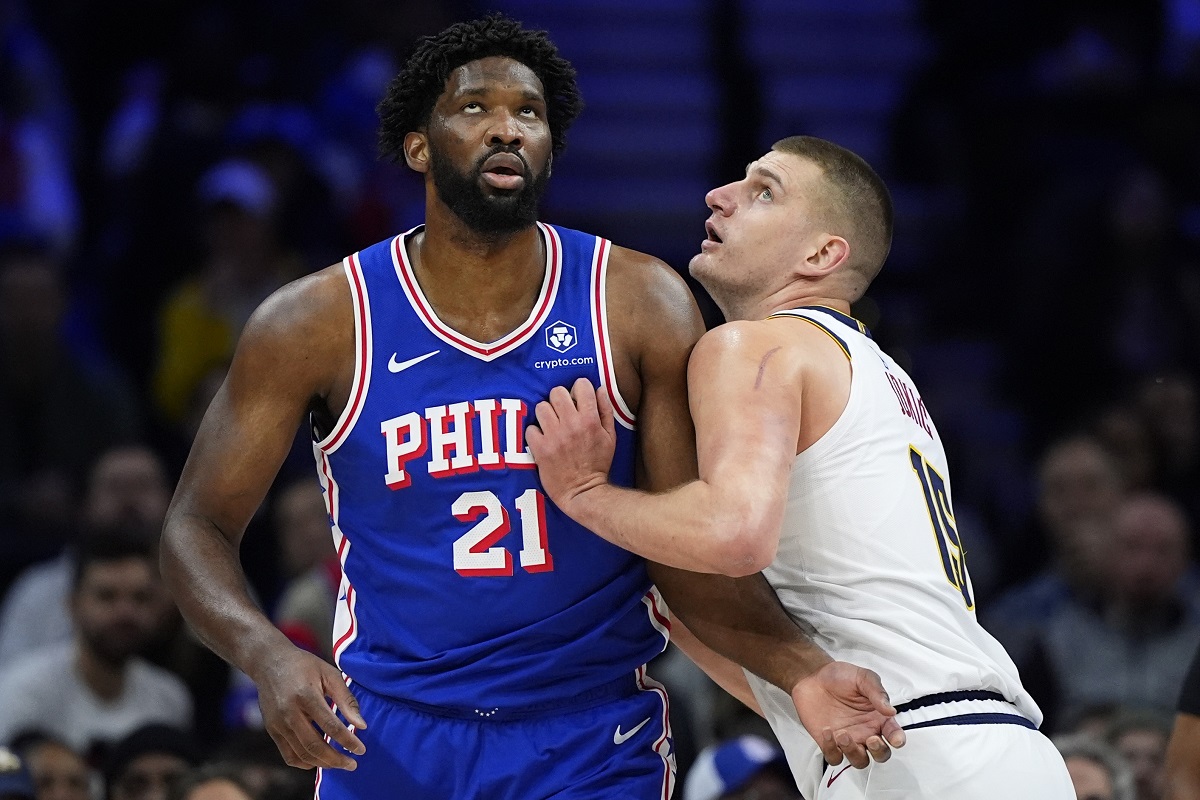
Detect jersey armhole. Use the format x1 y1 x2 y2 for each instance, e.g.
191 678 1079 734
590 238 636 429
315 253 373 453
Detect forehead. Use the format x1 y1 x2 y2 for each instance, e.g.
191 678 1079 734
81 558 151 586
442 56 545 101
746 151 822 189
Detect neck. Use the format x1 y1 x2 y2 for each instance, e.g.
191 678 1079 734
76 641 126 701
409 200 546 341
720 287 852 322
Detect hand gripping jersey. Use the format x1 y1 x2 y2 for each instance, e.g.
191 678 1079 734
311 223 671 716
744 307 1046 798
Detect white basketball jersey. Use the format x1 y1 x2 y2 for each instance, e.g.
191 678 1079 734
744 307 1042 796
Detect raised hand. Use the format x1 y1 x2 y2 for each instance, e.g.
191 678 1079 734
791 661 906 768
251 644 368 770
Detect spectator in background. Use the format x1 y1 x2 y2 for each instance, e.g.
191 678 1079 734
1107 709 1172 800
1057 734 1137 800
1027 492 1200 732
169 766 254 800
1137 374 1200 534
984 435 1126 665
0 748 34 800
683 735 799 800
9 734 90 800
151 158 304 428
0 443 171 667
203 729 310 800
271 478 337 663
0 533 191 759
104 724 200 800
0 243 143 568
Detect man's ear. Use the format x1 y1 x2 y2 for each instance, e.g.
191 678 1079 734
805 235 850 276
404 131 429 174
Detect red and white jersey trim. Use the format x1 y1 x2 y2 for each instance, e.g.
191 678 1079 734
314 448 359 666
315 253 373 454
636 662 676 800
590 238 636 430
390 222 563 362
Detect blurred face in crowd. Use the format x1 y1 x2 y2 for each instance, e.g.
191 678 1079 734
83 447 171 532
181 778 254 800
1066 755 1115 800
275 481 333 578
111 753 191 800
71 558 158 666
1037 438 1125 580
1110 495 1189 610
1113 726 1167 800
23 741 90 800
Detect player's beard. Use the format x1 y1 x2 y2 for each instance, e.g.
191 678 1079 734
430 143 550 236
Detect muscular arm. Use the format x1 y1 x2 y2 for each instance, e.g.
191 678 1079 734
533 321 802 576
588 252 899 764
160 266 366 769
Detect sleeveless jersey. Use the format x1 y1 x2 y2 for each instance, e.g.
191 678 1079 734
311 223 670 714
744 307 1041 769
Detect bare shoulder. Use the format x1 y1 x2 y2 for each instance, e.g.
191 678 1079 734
241 262 351 345
231 262 354 399
690 316 844 387
605 245 704 350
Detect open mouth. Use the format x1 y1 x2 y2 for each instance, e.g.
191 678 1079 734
705 221 723 243
481 152 527 191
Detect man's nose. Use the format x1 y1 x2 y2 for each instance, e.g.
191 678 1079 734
487 108 522 147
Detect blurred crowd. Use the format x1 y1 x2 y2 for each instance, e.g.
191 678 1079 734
0 0 1198 798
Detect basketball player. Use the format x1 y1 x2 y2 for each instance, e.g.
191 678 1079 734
527 136 1077 799
160 18 901 800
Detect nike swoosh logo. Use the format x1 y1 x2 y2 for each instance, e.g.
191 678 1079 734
614 717 652 745
827 764 852 787
388 350 440 373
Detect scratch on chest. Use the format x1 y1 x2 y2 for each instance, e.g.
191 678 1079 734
755 347 782 389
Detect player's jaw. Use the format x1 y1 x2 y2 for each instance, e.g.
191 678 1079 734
430 141 550 236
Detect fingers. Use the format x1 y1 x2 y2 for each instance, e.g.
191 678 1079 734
325 671 369 732
865 734 892 763
571 377 599 420
834 729 870 769
595 386 615 438
857 668 896 716
818 728 844 766
882 716 907 749
548 384 576 417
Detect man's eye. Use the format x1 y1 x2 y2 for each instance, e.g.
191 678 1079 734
758 187 773 201
464 102 482 112
520 106 537 116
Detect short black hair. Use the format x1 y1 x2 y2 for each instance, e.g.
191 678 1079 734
377 13 582 162
70 528 155 590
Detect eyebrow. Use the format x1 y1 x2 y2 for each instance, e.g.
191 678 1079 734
455 85 545 103
745 163 785 187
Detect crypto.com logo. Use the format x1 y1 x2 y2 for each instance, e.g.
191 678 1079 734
545 320 578 353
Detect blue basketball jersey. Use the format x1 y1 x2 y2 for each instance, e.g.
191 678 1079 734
311 223 671 714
